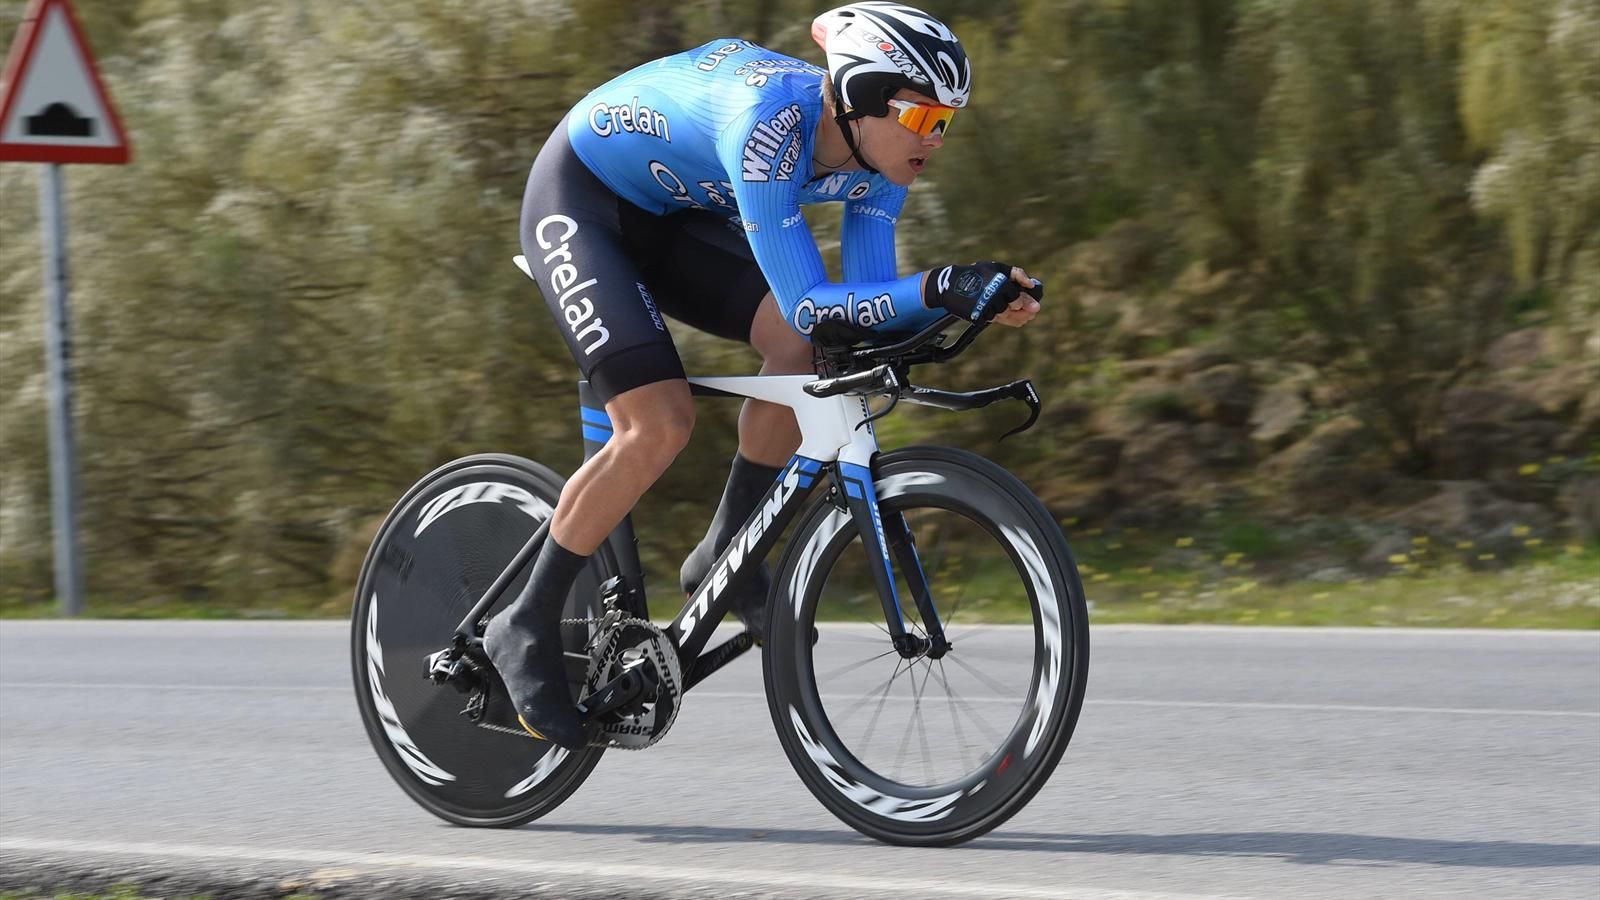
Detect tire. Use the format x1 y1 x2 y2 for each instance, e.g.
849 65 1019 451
764 447 1090 846
350 453 616 828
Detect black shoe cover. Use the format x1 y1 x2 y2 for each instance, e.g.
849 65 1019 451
484 614 586 750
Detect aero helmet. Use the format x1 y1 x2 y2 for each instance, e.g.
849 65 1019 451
811 2 971 119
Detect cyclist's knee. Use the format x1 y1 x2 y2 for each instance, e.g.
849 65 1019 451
607 379 694 464
750 292 812 372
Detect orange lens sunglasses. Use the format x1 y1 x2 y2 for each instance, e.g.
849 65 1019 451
885 98 957 137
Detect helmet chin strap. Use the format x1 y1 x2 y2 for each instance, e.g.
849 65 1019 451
834 110 879 175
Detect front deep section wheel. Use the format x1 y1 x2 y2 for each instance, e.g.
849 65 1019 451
350 453 616 828
765 447 1090 846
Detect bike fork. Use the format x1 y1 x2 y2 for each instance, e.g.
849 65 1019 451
832 462 949 659
882 508 951 658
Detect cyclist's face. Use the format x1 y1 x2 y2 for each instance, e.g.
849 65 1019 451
859 88 946 187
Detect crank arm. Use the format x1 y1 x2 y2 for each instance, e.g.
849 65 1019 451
576 659 659 723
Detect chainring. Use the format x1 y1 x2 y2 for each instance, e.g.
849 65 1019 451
583 617 682 750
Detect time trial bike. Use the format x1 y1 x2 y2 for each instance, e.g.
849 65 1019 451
349 256 1089 846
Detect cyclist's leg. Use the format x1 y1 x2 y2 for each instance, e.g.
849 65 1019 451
549 379 693 554
671 293 813 638
487 116 694 748
741 291 812 462
625 216 808 638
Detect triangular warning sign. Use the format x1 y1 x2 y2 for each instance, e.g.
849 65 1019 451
0 0 130 164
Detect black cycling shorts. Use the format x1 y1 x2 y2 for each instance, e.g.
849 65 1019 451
519 115 771 402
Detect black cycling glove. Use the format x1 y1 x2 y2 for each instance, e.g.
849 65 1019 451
924 261 1025 323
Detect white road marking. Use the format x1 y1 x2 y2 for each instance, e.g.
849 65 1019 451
1 682 1595 718
0 682 350 693
0 837 1234 900
696 693 1600 718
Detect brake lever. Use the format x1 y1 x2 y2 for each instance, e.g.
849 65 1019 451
998 379 1042 441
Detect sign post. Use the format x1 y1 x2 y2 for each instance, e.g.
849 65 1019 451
37 160 84 615
1 0 132 616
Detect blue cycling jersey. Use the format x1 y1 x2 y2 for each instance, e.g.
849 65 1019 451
566 38 939 339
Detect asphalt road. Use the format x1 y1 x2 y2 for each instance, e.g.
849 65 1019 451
1 620 1597 899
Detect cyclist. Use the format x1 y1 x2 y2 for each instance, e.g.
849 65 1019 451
489 1 1042 749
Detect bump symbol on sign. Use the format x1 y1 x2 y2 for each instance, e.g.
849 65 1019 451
25 101 92 137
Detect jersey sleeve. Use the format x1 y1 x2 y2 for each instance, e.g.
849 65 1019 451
840 183 906 283
719 105 936 339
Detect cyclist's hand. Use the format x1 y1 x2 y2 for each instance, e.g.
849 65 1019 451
992 266 1042 328
925 261 1041 326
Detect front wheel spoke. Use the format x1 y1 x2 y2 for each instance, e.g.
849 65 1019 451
843 599 895 638
827 653 914 728
826 628 901 645
907 608 928 639
813 646 900 686
857 657 909 757
913 661 937 784
892 659 930 782
936 660 1010 749
934 575 961 629
935 643 1029 663
933 660 981 772
947 651 1024 699
944 626 1009 648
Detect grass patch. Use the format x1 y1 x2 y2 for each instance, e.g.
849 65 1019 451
1217 518 1290 559
0 588 348 620
1089 529 1598 628
813 532 1600 629
6 532 1596 630
1084 555 1600 628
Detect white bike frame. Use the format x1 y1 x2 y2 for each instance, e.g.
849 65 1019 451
515 254 926 678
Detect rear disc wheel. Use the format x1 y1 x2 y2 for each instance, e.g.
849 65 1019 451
350 453 614 827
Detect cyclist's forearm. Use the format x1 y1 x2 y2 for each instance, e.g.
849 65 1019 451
779 271 935 338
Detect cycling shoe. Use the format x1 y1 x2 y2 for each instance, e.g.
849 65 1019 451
483 613 586 750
